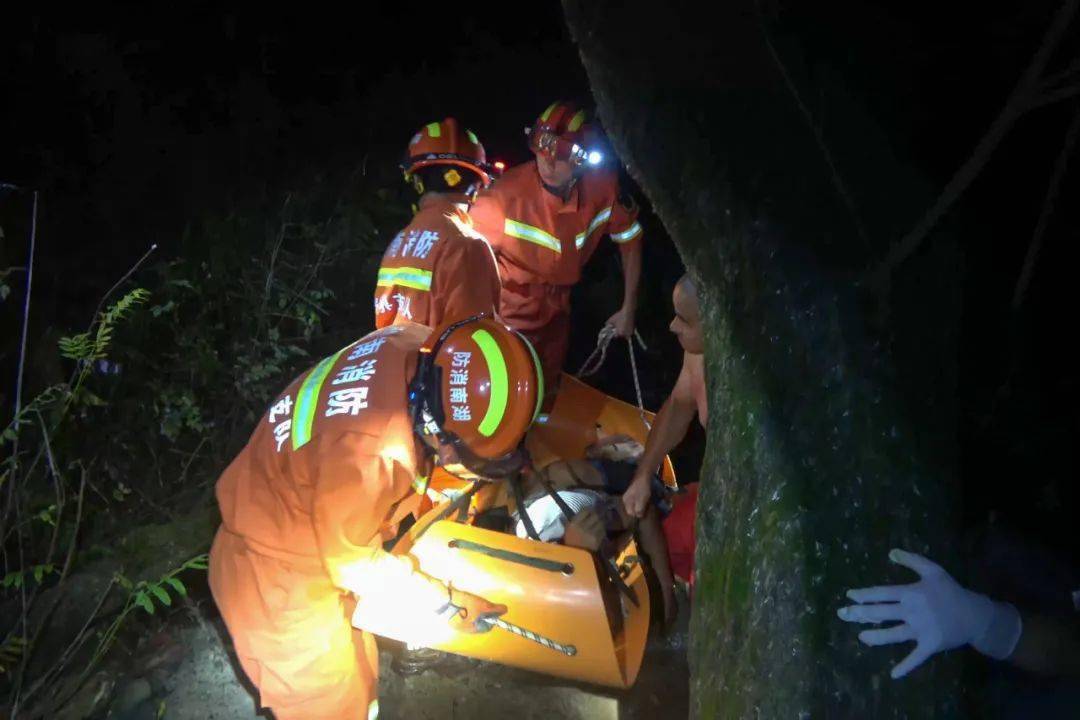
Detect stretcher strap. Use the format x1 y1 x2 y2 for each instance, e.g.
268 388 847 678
510 473 542 541
540 480 639 608
411 481 482 543
448 539 574 575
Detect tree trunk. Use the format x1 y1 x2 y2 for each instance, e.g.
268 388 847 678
563 2 966 717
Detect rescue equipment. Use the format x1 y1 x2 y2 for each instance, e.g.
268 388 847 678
353 373 679 688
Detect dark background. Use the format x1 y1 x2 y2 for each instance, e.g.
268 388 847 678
1 2 1076 564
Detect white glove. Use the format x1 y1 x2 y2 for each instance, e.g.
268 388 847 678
837 548 1023 679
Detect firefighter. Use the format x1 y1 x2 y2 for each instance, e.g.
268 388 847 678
375 118 501 330
470 101 643 395
209 316 542 720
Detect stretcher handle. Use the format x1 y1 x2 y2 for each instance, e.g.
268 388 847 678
447 538 575 575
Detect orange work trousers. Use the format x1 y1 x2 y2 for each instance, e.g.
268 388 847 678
499 281 572 398
209 528 379 720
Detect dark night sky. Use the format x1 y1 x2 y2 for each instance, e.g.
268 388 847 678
1 3 1077 551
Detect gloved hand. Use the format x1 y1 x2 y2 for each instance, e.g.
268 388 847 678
837 548 1023 679
437 587 507 634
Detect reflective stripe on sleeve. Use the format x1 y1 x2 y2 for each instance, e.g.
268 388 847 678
575 207 613 249
610 221 643 243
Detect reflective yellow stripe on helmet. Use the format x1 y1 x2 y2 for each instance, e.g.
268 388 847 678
540 101 559 122
567 110 586 132
504 218 561 253
472 329 508 437
426 122 441 138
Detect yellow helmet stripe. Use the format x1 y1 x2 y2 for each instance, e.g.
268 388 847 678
472 329 509 437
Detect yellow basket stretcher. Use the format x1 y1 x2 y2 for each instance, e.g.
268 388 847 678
352 374 678 689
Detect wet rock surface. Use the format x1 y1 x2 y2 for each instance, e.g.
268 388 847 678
68 596 689 720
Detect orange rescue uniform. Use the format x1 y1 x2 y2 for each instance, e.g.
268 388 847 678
209 323 440 720
470 162 642 384
375 199 500 329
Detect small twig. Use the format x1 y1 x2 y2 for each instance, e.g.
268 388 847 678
12 469 87 709
869 0 1079 284
20 577 118 712
1039 54 1080 94
11 191 38 481
85 243 158 334
1031 81 1080 109
176 437 208 485
261 194 292 320
1012 103 1080 312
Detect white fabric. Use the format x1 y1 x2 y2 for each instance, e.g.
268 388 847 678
838 549 1023 679
514 489 607 542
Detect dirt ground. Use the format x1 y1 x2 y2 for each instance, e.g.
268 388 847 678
93 592 689 720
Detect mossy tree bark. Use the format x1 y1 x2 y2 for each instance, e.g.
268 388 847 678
564 2 966 717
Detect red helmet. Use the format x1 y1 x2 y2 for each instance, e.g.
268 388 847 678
409 315 543 479
527 101 604 168
403 117 492 187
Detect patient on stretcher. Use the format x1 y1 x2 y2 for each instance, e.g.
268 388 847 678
507 435 678 624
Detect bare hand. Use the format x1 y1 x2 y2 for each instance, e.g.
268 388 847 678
605 305 635 338
563 508 605 552
622 477 651 519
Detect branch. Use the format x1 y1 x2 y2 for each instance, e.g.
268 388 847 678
1012 103 1080 312
869 0 1079 284
1031 81 1080 109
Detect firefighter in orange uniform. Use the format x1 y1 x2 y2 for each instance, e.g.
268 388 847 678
375 118 501 330
209 316 542 719
470 101 644 394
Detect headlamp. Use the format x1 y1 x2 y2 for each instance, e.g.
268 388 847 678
528 127 604 169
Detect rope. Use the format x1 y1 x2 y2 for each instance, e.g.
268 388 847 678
480 616 577 656
577 325 651 431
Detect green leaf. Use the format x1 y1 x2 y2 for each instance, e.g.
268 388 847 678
164 577 187 597
32 566 44 583
134 591 155 615
149 584 172 607
115 573 134 591
185 554 209 570
2 571 20 589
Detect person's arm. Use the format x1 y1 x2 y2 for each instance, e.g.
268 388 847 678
313 432 504 633
606 239 642 338
623 357 698 518
1007 612 1080 677
605 190 644 338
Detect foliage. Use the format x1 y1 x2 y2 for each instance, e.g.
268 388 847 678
1 174 399 714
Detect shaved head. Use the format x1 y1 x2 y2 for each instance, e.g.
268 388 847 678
671 272 703 353
675 273 698 306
